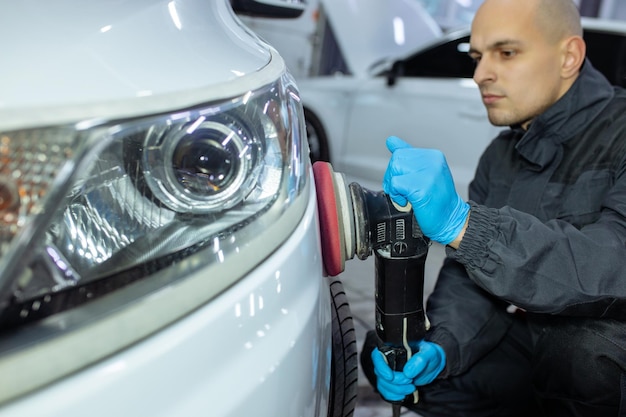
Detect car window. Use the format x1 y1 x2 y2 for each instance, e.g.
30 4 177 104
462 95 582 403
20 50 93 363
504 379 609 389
584 29 626 87
402 35 475 79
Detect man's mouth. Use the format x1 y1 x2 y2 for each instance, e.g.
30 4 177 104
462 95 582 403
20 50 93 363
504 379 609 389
482 94 503 105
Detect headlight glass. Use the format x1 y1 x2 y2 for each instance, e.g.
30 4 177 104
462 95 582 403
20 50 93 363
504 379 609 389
0 73 307 330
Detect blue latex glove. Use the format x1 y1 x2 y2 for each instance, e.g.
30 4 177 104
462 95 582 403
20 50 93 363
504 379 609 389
383 136 470 245
371 340 446 402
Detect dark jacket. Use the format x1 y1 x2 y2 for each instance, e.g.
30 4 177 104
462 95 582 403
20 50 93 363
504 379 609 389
426 60 626 378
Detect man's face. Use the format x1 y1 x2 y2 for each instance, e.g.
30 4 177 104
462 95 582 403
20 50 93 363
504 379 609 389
469 0 565 128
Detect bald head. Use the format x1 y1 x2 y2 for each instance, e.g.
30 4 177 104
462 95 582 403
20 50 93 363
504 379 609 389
476 0 582 44
534 0 582 43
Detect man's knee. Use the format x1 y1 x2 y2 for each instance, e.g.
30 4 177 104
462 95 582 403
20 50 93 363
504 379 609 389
532 317 626 410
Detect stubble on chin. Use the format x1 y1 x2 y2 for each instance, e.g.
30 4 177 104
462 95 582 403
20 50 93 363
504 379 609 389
486 110 516 127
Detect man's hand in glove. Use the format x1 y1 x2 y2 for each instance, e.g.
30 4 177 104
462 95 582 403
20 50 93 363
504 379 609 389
371 340 446 402
383 136 470 246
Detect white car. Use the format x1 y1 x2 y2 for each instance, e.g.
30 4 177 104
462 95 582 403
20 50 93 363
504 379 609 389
0 1 357 416
297 14 626 199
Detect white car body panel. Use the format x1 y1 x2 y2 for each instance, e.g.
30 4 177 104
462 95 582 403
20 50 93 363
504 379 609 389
298 75 502 199
0 0 273 130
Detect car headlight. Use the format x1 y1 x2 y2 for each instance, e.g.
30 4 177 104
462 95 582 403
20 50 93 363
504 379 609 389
0 72 309 402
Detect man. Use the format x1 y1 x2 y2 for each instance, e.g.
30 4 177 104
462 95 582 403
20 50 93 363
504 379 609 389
361 0 626 415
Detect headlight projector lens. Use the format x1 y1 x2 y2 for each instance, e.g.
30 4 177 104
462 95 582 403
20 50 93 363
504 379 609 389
143 116 262 214
171 122 244 197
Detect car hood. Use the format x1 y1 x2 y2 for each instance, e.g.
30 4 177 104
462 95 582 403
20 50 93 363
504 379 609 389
0 0 274 130
321 0 442 76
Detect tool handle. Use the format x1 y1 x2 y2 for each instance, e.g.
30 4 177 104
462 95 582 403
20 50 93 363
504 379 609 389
374 255 428 346
374 244 427 410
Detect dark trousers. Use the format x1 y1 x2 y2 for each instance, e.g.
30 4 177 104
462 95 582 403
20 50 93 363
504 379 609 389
360 312 626 417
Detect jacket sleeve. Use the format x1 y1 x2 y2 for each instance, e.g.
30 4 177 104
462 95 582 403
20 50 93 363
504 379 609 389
425 142 513 378
449 152 626 318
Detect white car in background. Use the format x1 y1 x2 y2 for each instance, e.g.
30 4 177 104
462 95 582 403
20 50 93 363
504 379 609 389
299 16 626 199
0 1 357 416
238 0 489 197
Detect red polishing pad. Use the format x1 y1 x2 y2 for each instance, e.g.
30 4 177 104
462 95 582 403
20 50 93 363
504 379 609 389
312 161 344 276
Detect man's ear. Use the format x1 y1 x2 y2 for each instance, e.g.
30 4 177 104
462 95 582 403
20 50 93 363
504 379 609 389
561 36 586 79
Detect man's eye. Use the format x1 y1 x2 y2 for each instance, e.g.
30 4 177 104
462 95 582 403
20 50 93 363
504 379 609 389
501 50 517 58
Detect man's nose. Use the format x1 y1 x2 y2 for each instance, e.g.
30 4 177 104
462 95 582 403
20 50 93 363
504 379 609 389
473 58 495 86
